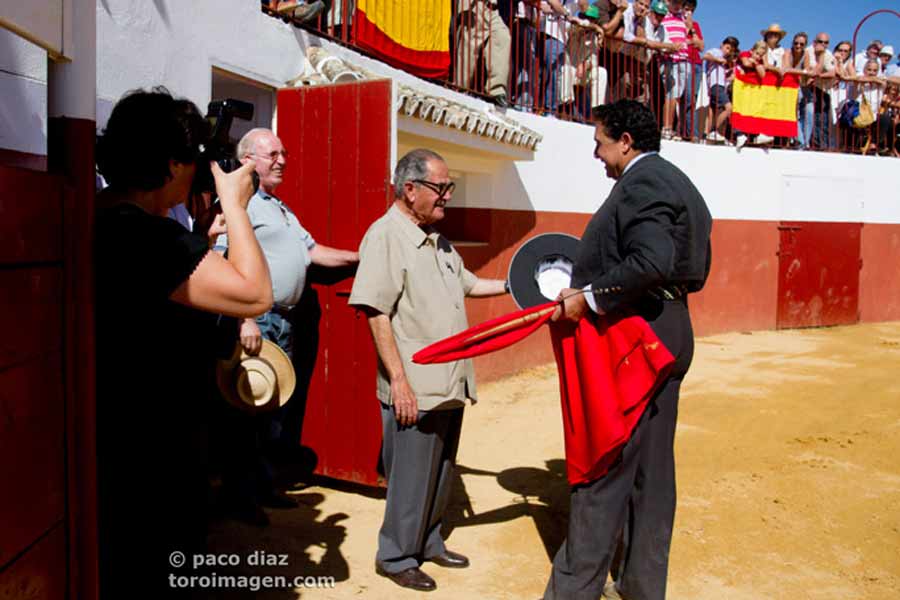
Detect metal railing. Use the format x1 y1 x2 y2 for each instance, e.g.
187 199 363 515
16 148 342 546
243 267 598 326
263 1 900 157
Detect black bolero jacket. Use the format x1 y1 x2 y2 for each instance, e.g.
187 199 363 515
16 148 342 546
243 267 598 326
571 153 713 315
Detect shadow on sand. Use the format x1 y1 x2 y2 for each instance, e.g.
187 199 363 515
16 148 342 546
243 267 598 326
443 459 571 561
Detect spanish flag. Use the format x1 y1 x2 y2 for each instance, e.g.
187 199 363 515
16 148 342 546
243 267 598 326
731 69 799 137
354 0 451 79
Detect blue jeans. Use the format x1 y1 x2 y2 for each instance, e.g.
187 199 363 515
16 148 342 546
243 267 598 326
543 37 565 112
256 310 295 444
797 87 814 148
680 63 703 139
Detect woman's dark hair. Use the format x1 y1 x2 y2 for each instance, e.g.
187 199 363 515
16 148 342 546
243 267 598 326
592 100 661 153
723 36 740 48
96 87 210 191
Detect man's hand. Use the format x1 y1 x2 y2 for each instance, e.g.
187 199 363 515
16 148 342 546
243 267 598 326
390 375 419 426
239 317 263 355
551 288 589 322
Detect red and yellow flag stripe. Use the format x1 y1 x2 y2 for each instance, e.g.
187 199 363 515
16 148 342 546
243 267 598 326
354 0 451 79
731 70 799 137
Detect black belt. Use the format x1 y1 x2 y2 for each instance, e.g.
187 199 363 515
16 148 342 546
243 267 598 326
271 304 294 318
648 284 689 301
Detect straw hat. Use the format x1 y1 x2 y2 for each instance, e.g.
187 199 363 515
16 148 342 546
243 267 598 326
216 340 296 412
760 23 787 41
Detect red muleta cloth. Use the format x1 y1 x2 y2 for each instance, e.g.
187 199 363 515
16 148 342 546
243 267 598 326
550 315 674 486
413 302 557 365
412 302 674 487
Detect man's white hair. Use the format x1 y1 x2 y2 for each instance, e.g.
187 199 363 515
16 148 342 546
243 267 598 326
236 127 275 159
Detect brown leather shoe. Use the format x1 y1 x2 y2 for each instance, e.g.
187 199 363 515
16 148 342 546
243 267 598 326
375 562 436 591
426 549 470 568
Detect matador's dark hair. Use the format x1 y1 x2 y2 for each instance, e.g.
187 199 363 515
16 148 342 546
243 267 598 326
592 100 661 153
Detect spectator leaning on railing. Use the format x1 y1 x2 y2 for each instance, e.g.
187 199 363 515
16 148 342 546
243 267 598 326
659 0 693 140
455 0 512 107
702 35 738 144
733 40 776 148
510 1 540 108
879 45 895 78
269 0 325 23
559 5 609 120
680 0 704 142
785 32 814 148
854 59 887 154
761 23 787 71
807 32 837 150
540 0 580 114
831 39 857 148
855 39 882 75
886 48 900 80
880 81 900 157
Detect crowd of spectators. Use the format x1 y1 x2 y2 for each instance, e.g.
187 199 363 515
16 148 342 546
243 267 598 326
265 0 900 156
489 0 900 155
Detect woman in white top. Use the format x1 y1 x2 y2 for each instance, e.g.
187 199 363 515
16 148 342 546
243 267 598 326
832 41 857 108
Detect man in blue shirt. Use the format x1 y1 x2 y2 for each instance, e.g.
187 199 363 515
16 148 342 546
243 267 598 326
215 128 358 524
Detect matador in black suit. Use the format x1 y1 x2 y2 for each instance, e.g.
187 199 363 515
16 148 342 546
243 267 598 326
546 99 713 600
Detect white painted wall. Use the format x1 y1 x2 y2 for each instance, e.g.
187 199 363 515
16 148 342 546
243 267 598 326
479 110 900 225
95 0 307 115
0 30 48 156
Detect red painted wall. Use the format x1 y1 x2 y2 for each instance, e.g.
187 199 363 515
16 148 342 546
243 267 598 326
691 220 779 336
859 223 900 323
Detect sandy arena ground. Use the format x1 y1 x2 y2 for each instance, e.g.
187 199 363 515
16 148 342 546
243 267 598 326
203 322 900 599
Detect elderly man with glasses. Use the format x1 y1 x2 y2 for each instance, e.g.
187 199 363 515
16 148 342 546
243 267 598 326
213 127 359 525
350 148 508 592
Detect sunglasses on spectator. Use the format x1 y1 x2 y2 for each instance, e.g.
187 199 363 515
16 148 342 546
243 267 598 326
248 150 289 162
412 179 456 198
815 39 829 45
793 41 806 47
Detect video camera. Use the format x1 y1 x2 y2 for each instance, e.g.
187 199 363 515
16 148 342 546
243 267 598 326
189 98 259 232
192 98 259 195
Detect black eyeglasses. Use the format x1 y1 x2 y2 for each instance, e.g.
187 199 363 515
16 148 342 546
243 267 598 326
412 179 456 198
815 39 829 45
793 41 806 47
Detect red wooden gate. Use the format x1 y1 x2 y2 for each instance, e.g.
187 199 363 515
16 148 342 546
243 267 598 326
276 80 392 486
776 221 862 329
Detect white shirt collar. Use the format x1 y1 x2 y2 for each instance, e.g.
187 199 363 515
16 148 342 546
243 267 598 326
622 151 658 176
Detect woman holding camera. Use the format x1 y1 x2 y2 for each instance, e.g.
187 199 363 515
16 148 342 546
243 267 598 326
94 88 272 597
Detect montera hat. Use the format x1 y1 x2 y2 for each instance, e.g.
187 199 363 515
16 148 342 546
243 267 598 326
216 340 296 412
760 23 787 40
507 233 580 309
